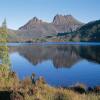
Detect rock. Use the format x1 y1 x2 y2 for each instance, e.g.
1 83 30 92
88 87 94 92
94 86 100 93
10 92 24 100
70 83 86 94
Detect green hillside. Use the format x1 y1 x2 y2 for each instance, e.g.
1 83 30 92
75 20 100 42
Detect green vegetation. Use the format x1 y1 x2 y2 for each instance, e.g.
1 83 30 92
32 38 48 42
0 19 11 85
71 20 100 42
78 20 100 42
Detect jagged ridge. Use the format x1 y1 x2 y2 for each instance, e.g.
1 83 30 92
18 15 83 38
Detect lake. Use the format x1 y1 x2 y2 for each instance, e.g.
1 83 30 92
8 42 100 87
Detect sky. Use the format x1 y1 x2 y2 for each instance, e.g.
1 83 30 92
0 0 100 29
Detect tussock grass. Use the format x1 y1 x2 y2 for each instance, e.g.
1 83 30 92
0 71 100 100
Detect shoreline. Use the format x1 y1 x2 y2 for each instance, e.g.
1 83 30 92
4 42 100 46
0 71 100 100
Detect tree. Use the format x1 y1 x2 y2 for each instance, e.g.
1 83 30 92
0 18 10 66
2 18 7 29
0 18 8 43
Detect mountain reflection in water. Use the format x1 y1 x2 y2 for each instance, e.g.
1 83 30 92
9 44 100 87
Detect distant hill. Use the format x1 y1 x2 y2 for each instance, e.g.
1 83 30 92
72 20 100 42
57 19 100 42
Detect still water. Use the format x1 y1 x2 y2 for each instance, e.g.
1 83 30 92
8 43 100 87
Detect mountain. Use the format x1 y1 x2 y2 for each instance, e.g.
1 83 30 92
18 17 57 38
7 18 100 42
71 20 100 42
53 15 82 26
18 15 83 38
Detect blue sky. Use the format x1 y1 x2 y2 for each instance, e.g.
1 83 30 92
0 0 100 29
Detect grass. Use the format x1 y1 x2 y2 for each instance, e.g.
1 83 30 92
0 71 100 100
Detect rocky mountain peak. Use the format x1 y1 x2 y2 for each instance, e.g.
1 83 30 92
52 14 82 25
53 14 66 25
30 17 42 24
19 17 43 30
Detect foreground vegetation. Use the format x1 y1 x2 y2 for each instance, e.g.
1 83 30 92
0 71 100 100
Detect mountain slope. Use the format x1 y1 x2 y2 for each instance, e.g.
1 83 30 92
73 20 100 42
18 15 83 38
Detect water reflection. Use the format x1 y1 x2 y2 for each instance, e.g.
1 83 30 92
9 45 82 68
9 45 100 67
9 44 100 87
79 46 100 64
